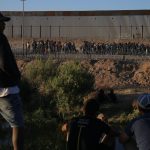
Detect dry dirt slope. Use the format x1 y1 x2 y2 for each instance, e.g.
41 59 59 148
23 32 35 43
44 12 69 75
17 59 150 90
81 59 150 89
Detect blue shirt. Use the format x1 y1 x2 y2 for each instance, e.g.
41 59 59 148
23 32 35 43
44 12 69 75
125 113 150 150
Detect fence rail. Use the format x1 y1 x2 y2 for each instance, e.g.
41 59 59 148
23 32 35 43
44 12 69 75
13 48 150 61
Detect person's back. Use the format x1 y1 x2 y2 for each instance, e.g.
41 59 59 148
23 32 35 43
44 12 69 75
120 94 150 150
68 116 111 150
125 113 150 150
67 99 111 150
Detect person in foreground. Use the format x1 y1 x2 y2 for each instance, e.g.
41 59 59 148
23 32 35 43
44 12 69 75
67 98 116 150
119 94 150 150
0 12 24 150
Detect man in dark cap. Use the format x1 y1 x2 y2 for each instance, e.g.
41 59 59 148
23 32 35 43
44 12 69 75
0 12 24 150
120 94 150 150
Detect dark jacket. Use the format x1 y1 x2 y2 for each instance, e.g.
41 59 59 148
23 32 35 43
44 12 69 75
0 32 21 87
67 116 111 150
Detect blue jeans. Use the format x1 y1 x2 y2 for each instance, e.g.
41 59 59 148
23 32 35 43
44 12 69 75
0 94 24 127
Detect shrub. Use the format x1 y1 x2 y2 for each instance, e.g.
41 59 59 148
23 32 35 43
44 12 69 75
51 61 94 118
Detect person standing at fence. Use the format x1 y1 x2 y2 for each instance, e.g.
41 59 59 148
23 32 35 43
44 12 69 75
0 12 24 150
26 41 30 54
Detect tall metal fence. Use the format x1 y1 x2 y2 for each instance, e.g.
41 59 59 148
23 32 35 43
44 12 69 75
5 25 150 40
13 48 150 61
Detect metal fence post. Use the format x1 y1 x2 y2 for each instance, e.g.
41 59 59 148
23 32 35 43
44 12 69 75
120 25 121 39
21 25 22 38
49 25 51 38
11 25 13 38
40 25 41 38
30 25 32 38
59 26 60 38
141 25 143 39
130 25 132 39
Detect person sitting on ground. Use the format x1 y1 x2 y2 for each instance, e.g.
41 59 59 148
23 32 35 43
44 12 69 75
119 94 150 150
67 98 116 150
97 89 109 103
108 89 118 103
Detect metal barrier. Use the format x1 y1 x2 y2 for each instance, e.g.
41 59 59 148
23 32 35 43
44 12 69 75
13 48 150 61
5 25 150 40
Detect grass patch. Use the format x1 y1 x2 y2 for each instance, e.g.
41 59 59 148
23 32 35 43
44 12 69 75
98 92 140 129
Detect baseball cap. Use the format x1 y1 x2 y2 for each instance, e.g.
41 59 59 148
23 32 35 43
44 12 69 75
137 94 150 110
0 12 10 22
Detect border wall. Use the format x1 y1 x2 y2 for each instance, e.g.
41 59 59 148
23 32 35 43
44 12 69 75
2 10 150 40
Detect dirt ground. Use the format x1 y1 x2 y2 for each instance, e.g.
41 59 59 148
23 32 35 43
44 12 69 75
17 58 150 89
17 58 150 98
80 59 150 90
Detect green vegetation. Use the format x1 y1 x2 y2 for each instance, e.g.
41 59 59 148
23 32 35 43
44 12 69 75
51 61 94 118
21 58 94 149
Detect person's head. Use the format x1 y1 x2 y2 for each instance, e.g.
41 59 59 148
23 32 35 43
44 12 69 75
83 98 99 116
137 94 150 113
0 12 10 33
109 88 114 94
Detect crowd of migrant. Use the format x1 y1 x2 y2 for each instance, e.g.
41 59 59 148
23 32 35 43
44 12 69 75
25 40 150 56
26 40 77 54
80 41 150 55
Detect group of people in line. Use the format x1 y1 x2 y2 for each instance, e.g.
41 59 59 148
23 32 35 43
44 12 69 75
24 39 150 56
80 41 150 55
1 12 150 150
62 94 150 150
26 40 77 54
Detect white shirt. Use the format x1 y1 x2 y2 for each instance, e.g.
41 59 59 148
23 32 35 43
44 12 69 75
0 86 20 97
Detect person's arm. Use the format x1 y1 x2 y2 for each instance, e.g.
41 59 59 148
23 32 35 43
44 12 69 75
119 131 130 143
100 128 115 144
0 37 5 70
100 123 116 144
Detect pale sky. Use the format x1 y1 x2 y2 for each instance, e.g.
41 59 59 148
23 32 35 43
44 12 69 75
0 0 150 11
